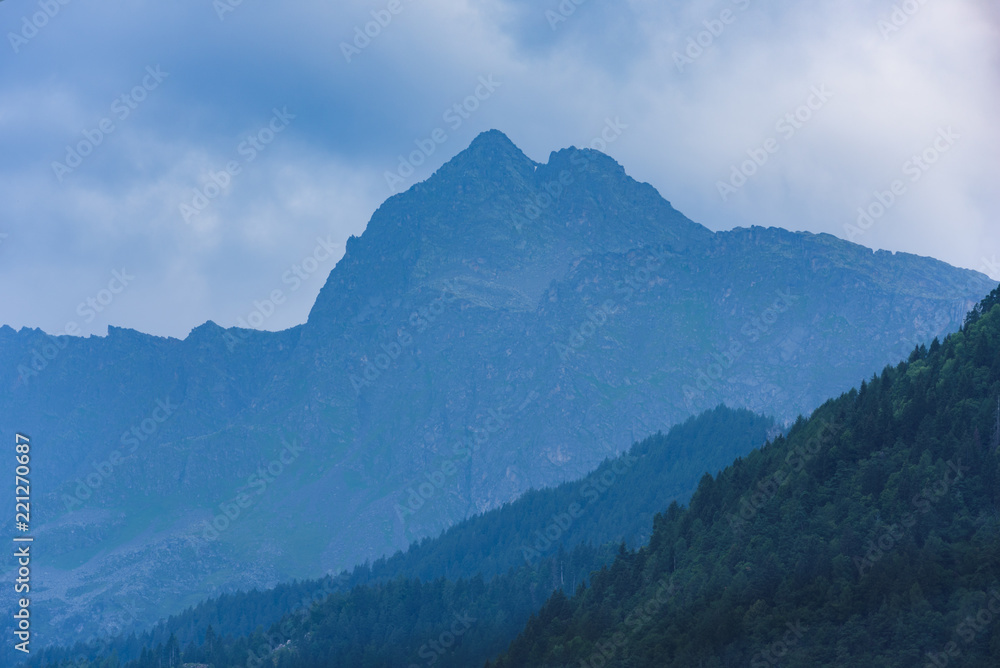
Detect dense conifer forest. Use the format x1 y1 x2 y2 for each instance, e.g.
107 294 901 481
490 288 1000 666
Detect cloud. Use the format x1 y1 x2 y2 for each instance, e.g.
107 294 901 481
1 0 997 337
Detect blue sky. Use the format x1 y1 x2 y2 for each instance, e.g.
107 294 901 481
1 0 998 338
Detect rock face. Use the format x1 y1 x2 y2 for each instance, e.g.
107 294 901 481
0 130 992 645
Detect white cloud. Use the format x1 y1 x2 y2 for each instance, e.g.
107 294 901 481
1 0 997 337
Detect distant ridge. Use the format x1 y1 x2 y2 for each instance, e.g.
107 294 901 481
0 130 993 649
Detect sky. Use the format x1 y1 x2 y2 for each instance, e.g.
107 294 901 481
1 0 997 339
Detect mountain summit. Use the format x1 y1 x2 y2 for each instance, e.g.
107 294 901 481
0 132 993 645
308 130 709 323
434 129 537 181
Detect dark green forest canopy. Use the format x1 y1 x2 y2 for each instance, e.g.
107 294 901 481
490 286 1000 667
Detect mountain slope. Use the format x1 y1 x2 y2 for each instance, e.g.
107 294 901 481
0 130 993 644
23 406 774 668
490 288 1000 667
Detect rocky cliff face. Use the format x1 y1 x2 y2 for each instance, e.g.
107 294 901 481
0 130 992 646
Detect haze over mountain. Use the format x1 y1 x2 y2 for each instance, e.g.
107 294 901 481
23 406 774 668
0 131 993 645
490 287 1000 667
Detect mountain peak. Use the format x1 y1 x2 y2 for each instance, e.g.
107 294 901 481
431 129 537 183
469 128 518 150
305 131 711 326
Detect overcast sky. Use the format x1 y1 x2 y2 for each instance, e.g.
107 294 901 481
1 0 997 339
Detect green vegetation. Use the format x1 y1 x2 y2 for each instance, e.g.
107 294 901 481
29 284 1000 667
490 287 1000 666
34 286 1000 667
26 407 773 668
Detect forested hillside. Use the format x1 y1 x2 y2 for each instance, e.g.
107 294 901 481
490 287 1000 667
25 407 774 667
2 131 991 647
